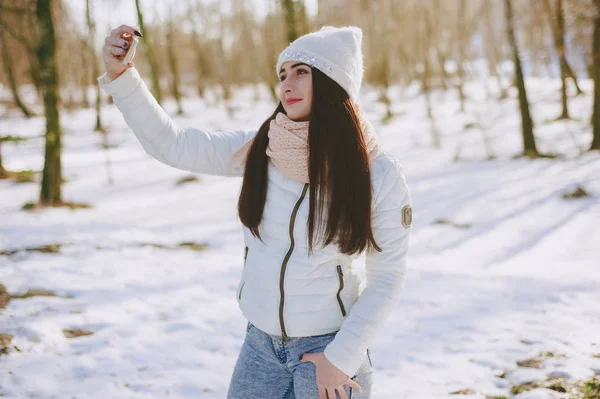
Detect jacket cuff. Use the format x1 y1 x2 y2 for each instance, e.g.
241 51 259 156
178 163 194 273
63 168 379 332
323 342 364 379
96 67 142 99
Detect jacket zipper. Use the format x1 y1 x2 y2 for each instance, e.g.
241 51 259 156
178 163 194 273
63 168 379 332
279 183 309 344
238 282 245 300
238 246 249 300
336 265 347 317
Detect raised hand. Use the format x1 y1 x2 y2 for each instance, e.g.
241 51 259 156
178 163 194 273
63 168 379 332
102 24 142 80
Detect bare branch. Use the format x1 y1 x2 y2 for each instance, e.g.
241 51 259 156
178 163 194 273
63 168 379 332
0 18 36 52
0 4 34 14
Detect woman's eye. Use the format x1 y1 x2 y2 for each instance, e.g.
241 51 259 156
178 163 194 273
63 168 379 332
279 69 308 82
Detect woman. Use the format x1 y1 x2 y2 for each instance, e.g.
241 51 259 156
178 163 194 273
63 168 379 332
99 24 412 399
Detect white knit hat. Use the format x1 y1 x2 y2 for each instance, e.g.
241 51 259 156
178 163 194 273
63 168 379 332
275 26 364 100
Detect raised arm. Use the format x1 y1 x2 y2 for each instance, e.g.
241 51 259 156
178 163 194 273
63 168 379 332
98 68 256 177
97 24 256 177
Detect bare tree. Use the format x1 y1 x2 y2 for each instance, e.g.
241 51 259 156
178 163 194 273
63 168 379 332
0 0 67 204
0 1 67 201
591 0 600 150
216 7 234 115
166 13 183 115
0 137 7 179
86 0 104 131
456 0 467 112
281 0 299 42
504 0 538 156
79 44 91 109
0 6 35 117
362 1 393 121
263 9 284 103
553 0 583 93
35 0 63 204
190 31 210 99
543 0 583 120
421 4 440 149
553 0 571 118
432 0 450 92
135 0 162 104
297 0 310 34
188 0 212 99
483 0 508 99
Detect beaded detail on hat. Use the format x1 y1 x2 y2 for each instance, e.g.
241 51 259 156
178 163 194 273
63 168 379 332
282 50 334 75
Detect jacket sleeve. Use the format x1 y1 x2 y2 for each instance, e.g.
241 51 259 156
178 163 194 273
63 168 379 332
97 68 257 177
323 156 412 378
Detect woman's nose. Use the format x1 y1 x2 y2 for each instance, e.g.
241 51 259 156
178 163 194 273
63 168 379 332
282 77 295 91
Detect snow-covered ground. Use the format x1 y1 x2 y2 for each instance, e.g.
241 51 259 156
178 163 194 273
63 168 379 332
1 77 599 399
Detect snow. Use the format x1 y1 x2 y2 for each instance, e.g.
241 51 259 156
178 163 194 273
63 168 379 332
1 77 599 398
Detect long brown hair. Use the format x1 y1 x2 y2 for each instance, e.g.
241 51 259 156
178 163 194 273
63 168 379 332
237 67 381 255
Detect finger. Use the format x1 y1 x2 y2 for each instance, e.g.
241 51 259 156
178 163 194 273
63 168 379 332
105 36 130 49
109 46 125 56
325 387 334 399
103 44 123 59
110 24 140 37
110 24 140 38
317 384 327 399
347 379 361 392
338 386 349 399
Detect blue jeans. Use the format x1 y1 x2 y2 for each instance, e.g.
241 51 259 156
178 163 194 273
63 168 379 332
227 322 373 399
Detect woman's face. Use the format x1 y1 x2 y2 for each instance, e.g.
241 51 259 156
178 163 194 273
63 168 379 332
279 61 313 121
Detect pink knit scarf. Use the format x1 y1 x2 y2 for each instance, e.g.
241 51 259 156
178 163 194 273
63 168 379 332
229 111 380 183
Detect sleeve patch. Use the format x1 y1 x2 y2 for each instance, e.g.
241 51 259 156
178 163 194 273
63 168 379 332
402 205 412 228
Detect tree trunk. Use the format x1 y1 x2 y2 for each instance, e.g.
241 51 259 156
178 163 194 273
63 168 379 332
557 0 570 119
544 0 571 118
591 0 600 150
545 0 583 95
0 138 7 178
456 0 467 112
281 0 298 43
435 49 449 91
554 0 583 96
86 0 103 131
422 6 440 149
190 28 208 99
37 0 63 205
217 20 233 116
430 0 449 91
544 0 583 95
135 0 162 104
166 18 183 115
0 27 35 118
504 0 538 156
263 11 281 104
297 0 309 35
484 0 506 99
556 0 568 119
80 44 90 109
563 55 583 94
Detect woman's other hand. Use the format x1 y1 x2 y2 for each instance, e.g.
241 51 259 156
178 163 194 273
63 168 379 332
300 352 361 399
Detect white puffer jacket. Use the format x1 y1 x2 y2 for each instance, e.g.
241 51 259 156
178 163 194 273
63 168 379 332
98 67 412 379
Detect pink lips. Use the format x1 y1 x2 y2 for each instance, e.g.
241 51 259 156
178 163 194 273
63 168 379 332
286 98 302 105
